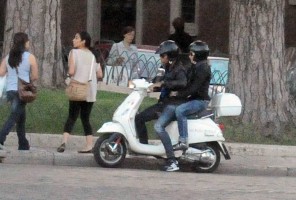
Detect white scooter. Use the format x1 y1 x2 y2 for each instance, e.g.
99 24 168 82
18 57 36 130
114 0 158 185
93 79 242 173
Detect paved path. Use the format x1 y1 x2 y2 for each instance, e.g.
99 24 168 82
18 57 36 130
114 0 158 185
1 133 296 177
1 163 296 200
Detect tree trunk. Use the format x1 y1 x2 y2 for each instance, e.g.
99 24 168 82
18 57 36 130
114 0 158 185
3 0 63 88
228 0 296 135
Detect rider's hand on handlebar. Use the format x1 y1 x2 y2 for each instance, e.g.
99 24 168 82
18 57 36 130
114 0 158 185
148 81 163 92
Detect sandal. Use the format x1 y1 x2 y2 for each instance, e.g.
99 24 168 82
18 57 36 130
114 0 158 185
57 143 66 153
78 148 93 153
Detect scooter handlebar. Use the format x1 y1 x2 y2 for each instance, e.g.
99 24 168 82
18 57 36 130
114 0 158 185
129 79 153 90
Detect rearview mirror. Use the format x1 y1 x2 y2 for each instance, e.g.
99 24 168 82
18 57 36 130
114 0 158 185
153 68 165 83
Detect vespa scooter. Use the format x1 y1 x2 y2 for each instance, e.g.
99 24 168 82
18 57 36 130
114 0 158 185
93 79 242 173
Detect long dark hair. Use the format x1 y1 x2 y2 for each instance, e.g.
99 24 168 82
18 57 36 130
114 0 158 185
79 31 91 49
8 32 29 68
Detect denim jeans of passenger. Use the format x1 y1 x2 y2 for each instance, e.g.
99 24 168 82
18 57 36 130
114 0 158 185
154 105 177 159
0 91 29 149
175 100 208 143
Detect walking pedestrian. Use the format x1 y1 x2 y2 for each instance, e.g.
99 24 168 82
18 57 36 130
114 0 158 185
57 31 103 153
0 32 39 150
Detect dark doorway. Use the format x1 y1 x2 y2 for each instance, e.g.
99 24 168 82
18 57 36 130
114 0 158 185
101 0 136 42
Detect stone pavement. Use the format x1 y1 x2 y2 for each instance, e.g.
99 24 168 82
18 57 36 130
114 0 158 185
0 132 296 177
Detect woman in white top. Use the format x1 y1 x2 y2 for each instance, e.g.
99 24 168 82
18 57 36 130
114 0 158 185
107 26 139 78
57 31 103 153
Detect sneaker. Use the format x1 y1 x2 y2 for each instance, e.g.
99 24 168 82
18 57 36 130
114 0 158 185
173 142 188 151
163 159 179 172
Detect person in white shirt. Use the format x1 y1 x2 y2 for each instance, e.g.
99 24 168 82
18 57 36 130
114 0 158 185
57 31 103 153
107 26 139 79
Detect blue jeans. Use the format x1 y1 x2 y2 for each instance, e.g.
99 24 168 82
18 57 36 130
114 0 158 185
175 100 208 143
0 91 29 149
154 105 177 159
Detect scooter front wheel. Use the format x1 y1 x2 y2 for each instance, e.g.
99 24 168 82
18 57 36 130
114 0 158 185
93 134 127 168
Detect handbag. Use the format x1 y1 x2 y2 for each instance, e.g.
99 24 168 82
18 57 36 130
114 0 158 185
0 75 7 105
65 56 94 101
16 68 37 103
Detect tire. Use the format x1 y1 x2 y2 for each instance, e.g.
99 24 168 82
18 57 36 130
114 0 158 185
93 134 127 168
192 143 221 173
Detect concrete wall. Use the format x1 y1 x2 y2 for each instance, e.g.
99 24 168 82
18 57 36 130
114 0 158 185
198 0 230 56
61 0 87 47
286 1 296 48
0 0 6 43
141 0 170 46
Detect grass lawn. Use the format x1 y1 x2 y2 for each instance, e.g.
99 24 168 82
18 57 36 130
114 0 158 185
0 89 295 146
0 89 156 135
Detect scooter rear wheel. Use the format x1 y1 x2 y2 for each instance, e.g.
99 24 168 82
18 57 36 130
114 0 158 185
191 143 221 173
93 134 127 168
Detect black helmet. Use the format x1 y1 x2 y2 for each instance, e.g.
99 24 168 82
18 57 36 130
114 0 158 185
189 40 210 61
155 40 179 61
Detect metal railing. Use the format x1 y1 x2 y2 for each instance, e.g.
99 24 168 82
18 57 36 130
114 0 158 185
61 46 228 92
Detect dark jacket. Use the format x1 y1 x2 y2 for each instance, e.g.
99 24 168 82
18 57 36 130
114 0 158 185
157 61 187 105
177 60 211 102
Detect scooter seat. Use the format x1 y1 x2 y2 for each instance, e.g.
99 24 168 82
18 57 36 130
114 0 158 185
187 109 214 119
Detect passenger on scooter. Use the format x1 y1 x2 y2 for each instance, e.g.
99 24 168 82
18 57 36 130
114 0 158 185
134 40 187 146
173 40 211 151
154 40 211 171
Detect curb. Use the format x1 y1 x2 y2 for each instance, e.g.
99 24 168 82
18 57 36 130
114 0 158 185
4 132 296 157
1 132 296 177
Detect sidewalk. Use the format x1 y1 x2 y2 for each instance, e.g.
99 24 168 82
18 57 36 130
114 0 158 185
1 132 296 177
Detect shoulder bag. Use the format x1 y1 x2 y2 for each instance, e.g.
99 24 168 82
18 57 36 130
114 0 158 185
0 75 7 105
16 68 37 103
65 56 94 101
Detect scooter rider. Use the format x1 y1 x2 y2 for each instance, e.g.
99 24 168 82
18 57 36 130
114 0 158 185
153 41 211 171
134 40 187 145
173 40 211 150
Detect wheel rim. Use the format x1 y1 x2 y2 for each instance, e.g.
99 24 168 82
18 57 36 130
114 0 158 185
197 146 217 170
99 139 124 165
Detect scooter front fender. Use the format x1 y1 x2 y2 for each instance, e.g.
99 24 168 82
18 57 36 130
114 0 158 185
97 122 127 137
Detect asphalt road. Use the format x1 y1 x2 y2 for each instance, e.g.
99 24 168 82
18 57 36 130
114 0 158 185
0 163 295 200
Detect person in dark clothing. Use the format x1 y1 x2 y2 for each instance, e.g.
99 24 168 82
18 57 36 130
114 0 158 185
151 41 188 172
173 40 211 151
134 40 187 149
168 17 193 53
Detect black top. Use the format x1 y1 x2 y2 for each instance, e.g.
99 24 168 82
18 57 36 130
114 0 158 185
177 60 211 102
157 62 187 105
168 31 193 53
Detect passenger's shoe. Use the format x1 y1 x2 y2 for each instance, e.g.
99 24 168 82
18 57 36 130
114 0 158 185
57 143 66 153
173 142 188 151
163 159 179 172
